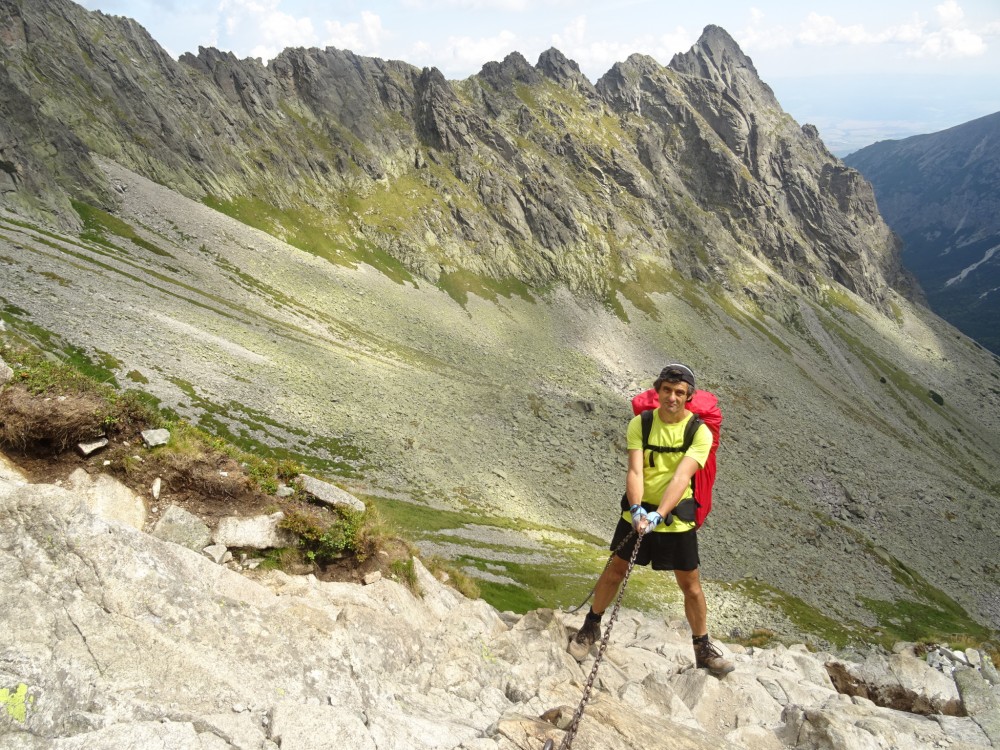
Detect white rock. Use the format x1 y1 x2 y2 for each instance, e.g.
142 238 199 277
151 476 162 500
152 505 212 551
76 438 109 457
297 474 366 512
202 544 230 564
214 511 296 549
66 468 146 530
141 428 171 448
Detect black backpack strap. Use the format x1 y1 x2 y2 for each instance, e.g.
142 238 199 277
640 410 654 458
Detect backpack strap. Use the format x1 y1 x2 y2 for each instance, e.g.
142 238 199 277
641 410 704 469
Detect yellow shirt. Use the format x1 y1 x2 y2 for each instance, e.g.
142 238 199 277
623 411 711 533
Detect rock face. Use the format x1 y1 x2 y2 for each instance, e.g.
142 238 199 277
845 111 1000 352
3 473 1000 749
0 0 914 310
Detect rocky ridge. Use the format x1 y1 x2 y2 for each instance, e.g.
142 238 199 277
0 0 915 309
3 463 1000 750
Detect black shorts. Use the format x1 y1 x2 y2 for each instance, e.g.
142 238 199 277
610 517 700 571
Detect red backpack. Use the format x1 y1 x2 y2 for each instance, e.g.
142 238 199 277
630 388 722 528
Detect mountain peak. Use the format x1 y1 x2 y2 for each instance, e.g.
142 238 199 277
477 50 539 87
535 47 596 93
668 24 764 92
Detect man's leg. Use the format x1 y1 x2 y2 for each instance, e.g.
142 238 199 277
674 567 707 636
569 554 629 660
592 554 630 615
675 567 733 676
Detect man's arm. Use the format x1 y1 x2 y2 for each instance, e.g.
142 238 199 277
626 449 644 506
655 455 700 518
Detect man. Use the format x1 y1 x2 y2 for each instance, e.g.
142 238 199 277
569 363 734 676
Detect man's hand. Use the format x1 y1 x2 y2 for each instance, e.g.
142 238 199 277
640 511 663 534
629 504 647 530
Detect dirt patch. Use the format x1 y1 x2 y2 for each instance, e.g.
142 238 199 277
0 381 418 590
0 387 107 454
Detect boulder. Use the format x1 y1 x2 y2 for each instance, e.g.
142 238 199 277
0 451 26 483
140 428 170 448
0 356 12 389
65 468 146 530
151 504 212 551
297 474 365 512
76 437 108 457
826 652 962 716
213 511 296 549
955 667 1000 746
1 472 995 750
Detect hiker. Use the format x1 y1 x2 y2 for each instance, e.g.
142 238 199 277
569 363 734 676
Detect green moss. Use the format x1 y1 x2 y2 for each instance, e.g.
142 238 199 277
889 300 904 326
611 260 674 320
371 495 636 613
0 315 120 389
477 580 545 613
72 200 174 258
734 579 862 648
0 683 31 723
40 271 71 287
203 193 417 286
437 269 535 307
280 505 365 564
167 376 365 477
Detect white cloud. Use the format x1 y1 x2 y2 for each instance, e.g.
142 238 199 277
218 0 316 60
325 12 389 54
737 4 990 63
553 16 587 48
401 0 530 10
935 0 965 27
911 27 986 58
797 13 869 45
427 29 519 74
550 18 695 78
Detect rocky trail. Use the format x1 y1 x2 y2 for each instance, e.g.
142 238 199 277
2 454 1000 750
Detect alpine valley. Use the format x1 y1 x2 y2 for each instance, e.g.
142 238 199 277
1 0 1000 665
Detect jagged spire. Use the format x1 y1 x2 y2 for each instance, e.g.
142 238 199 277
668 24 776 107
535 48 596 94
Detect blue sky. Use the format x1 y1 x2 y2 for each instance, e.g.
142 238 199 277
78 0 1000 155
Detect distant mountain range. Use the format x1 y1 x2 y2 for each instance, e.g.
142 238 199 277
845 112 1000 353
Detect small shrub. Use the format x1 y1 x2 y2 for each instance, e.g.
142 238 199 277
280 505 367 565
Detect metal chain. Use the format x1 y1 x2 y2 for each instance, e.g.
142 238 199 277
547 530 645 750
567 528 637 614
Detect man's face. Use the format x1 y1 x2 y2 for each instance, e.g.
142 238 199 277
657 380 691 419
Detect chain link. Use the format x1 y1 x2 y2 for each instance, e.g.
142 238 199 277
567 528 636 614
554 530 645 750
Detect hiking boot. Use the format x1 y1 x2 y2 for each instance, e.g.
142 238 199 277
694 637 735 676
568 617 601 661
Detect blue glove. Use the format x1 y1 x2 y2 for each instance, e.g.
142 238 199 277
643 511 663 533
629 504 647 529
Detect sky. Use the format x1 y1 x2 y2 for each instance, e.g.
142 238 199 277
77 0 1000 156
